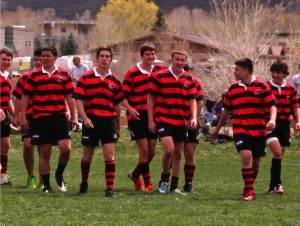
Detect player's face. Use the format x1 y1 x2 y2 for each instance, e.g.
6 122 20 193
34 56 43 68
234 66 247 81
42 51 56 68
141 50 156 65
271 71 284 85
0 53 12 72
97 50 112 68
171 53 187 71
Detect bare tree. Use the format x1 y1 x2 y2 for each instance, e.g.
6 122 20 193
194 0 286 99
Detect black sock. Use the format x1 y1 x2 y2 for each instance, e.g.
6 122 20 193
56 163 66 177
42 174 50 187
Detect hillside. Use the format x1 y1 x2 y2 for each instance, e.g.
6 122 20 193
1 0 289 20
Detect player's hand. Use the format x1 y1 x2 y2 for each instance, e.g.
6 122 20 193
188 118 198 130
148 121 156 134
83 118 94 129
128 107 140 120
266 120 276 131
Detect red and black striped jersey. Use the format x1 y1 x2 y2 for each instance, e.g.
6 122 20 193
266 80 299 122
223 78 276 137
23 66 73 118
149 68 197 126
194 77 204 102
12 70 34 116
123 63 165 120
0 72 12 112
72 69 124 117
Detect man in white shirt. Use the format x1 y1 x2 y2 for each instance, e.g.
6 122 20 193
292 63 300 104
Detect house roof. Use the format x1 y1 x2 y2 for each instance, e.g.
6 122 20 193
107 33 222 51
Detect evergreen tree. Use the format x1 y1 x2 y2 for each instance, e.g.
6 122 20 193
60 33 78 55
152 9 168 32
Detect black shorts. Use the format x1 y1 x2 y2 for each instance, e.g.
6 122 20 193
156 123 188 142
81 115 118 147
234 134 266 158
30 114 71 145
266 120 291 147
22 116 34 140
0 114 10 138
186 128 200 144
128 112 158 140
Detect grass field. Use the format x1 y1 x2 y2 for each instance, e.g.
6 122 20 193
1 129 300 226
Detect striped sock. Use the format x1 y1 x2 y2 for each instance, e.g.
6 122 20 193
184 164 196 184
81 159 90 183
242 168 254 195
105 160 116 190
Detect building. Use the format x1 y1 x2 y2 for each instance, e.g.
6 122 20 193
0 25 34 57
39 20 96 54
89 32 224 79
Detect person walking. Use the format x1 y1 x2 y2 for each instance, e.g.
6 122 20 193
12 48 44 189
182 67 204 192
266 61 300 194
211 58 277 201
73 46 124 197
122 42 165 192
0 48 14 185
20 46 78 193
147 50 198 194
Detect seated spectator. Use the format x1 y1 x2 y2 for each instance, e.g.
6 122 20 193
211 91 227 127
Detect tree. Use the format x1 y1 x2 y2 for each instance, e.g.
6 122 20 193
95 0 159 43
194 0 286 99
60 33 78 56
152 9 168 32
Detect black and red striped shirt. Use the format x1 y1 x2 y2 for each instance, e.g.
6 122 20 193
223 77 276 137
0 71 12 112
12 70 34 116
266 80 299 122
149 67 197 126
194 77 204 102
72 68 124 117
23 66 74 118
123 63 165 120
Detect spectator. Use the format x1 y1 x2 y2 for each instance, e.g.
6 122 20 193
291 63 300 104
211 91 226 127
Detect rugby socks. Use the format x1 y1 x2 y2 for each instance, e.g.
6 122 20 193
81 160 90 183
105 160 115 190
160 172 170 183
132 165 142 180
170 176 179 191
42 174 50 187
242 168 254 194
270 158 282 188
139 161 152 187
0 155 8 174
56 163 66 176
184 164 196 184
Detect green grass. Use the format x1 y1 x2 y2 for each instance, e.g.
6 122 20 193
1 129 300 226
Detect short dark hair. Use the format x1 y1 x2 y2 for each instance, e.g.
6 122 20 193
42 46 58 57
270 60 289 77
96 45 113 59
140 42 156 56
34 47 42 57
234 58 253 74
0 47 13 59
